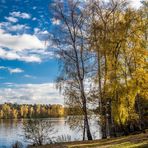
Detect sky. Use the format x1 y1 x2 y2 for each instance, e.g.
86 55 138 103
0 0 64 104
0 0 142 104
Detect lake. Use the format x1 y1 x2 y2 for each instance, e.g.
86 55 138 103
0 117 102 148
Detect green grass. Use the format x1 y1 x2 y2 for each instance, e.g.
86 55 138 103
67 142 148 148
110 142 148 148
30 131 148 148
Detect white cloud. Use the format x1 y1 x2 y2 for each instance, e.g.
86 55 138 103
2 82 14 85
32 17 37 21
130 0 142 8
0 83 63 104
8 24 30 31
34 28 49 35
0 47 42 62
51 18 60 25
34 27 40 33
9 68 24 74
10 11 31 19
0 28 54 62
21 55 42 62
33 6 37 10
0 29 45 51
79 0 142 8
0 22 30 32
5 16 18 23
24 74 36 79
34 28 50 46
0 66 6 69
0 66 24 74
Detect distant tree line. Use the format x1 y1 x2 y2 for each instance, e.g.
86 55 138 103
0 103 65 119
0 103 85 119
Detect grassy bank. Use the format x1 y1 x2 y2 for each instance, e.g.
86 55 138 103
30 131 148 148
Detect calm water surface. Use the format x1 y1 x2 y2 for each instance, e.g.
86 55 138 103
0 117 101 148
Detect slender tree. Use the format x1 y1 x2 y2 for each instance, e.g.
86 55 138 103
50 0 95 140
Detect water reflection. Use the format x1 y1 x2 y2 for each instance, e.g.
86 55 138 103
0 117 101 147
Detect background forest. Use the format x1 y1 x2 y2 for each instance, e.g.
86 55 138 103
50 0 148 140
0 103 65 118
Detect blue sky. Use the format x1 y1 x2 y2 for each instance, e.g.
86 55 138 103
0 0 64 104
0 0 141 104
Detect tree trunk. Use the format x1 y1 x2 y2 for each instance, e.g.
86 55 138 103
85 114 92 140
83 118 86 140
83 99 93 140
136 94 144 131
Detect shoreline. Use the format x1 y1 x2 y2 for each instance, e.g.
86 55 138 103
29 131 148 148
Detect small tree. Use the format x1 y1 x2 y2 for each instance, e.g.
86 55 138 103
23 119 55 146
11 141 23 148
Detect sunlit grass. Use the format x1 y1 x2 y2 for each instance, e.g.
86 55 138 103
30 131 148 148
68 142 148 148
110 142 148 148
67 132 148 148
